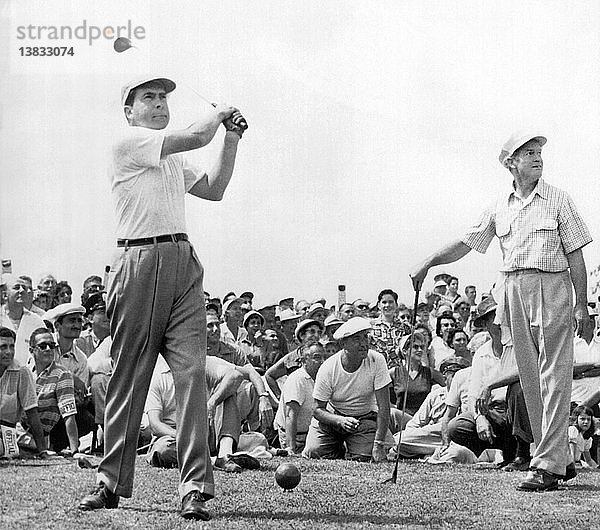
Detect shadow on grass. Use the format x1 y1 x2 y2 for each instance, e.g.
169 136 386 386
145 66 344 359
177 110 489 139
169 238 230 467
216 508 451 526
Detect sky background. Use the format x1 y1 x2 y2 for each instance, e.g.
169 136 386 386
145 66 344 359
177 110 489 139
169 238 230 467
1 1 600 308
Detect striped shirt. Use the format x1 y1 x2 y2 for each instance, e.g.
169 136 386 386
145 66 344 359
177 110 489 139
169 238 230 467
34 362 77 433
0 361 38 426
462 178 592 272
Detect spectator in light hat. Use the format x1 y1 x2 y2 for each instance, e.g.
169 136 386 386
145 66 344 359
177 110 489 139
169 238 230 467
307 303 328 325
278 309 301 350
303 317 391 462
264 319 324 401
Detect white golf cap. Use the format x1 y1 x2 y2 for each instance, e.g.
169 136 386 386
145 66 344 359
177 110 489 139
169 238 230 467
333 317 372 341
44 302 85 322
499 130 547 165
121 76 176 106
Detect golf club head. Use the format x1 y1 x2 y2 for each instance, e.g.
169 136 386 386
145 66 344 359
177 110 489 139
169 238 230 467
114 37 135 53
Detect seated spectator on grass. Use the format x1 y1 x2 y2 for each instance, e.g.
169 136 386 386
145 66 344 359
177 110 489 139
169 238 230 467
352 299 370 318
323 314 344 342
465 285 477 307
306 303 328 326
239 310 268 372
206 312 274 433
430 313 456 370
240 291 254 310
257 303 288 360
146 356 258 473
444 276 460 305
447 328 473 366
220 298 248 347
32 290 52 315
568 405 597 469
278 309 301 350
45 303 90 387
44 303 95 446
80 275 103 307
338 303 355 322
446 297 534 472
274 343 327 454
454 298 472 334
18 276 45 318
265 319 324 401
321 338 340 358
369 289 409 368
294 300 310 318
23 327 79 454
55 281 72 305
303 317 391 462
75 292 110 357
390 356 470 459
389 333 445 427
0 327 46 455
0 275 46 366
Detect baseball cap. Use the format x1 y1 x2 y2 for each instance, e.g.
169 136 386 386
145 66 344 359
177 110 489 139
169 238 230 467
333 317 371 341
499 130 547 166
434 280 448 289
121 76 176 107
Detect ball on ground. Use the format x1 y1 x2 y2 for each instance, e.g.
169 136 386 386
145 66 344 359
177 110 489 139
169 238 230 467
275 462 301 491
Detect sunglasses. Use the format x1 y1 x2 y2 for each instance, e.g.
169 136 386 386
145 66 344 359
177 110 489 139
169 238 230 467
356 305 368 310
35 341 57 351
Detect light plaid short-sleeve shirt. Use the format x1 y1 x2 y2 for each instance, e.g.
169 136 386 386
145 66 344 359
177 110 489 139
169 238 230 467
462 179 592 272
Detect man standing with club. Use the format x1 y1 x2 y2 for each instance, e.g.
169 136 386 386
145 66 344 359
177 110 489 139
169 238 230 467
410 131 592 492
79 76 246 520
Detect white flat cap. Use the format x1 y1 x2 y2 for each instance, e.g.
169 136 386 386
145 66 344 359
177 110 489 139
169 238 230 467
499 130 546 165
333 317 372 341
44 302 85 322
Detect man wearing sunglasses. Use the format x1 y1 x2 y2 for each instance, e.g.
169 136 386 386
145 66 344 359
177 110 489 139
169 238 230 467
21 328 79 455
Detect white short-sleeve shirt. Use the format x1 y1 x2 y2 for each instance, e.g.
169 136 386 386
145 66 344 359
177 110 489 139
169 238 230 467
110 125 204 238
313 350 391 417
274 367 315 433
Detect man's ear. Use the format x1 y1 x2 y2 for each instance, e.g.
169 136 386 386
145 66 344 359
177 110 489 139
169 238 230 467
503 157 515 169
124 105 133 121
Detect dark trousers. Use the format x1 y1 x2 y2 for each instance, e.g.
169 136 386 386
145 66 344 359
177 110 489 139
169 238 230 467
448 382 533 460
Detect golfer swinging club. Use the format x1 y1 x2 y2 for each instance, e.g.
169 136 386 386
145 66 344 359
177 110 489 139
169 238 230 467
79 75 246 520
410 131 591 492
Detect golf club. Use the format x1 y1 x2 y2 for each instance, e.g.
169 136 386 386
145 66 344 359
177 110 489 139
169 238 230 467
113 37 247 130
383 286 420 485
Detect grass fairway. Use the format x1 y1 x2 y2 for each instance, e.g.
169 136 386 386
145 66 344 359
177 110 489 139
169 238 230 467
2 455 600 529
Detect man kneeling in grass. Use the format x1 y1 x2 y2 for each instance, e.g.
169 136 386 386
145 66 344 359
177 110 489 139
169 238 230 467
303 317 391 462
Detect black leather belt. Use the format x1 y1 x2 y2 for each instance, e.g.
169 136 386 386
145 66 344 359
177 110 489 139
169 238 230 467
117 233 188 247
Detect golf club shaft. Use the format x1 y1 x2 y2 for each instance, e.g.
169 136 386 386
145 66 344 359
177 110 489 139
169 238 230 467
389 287 421 483
185 84 248 129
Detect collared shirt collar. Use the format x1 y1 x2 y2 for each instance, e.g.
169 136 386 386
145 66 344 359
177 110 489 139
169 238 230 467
35 360 57 377
507 177 548 202
2 359 21 373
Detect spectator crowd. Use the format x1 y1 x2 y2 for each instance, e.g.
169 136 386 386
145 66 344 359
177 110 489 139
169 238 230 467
1 270 599 482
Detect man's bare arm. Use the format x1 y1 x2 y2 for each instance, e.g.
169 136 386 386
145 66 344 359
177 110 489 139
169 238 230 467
160 105 236 157
188 132 240 201
410 240 472 290
567 248 590 337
